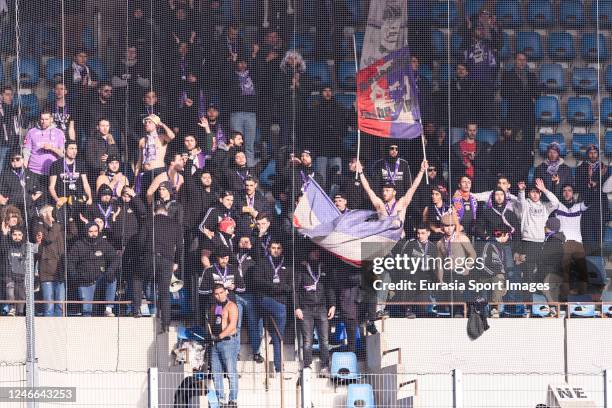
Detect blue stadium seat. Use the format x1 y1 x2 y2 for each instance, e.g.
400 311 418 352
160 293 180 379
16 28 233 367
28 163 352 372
259 159 277 189
586 256 607 286
539 63 565 92
465 0 486 20
289 33 315 58
305 61 332 88
335 93 356 112
602 97 612 128
607 65 612 91
431 30 445 59
517 31 544 60
567 97 595 127
539 134 567 157
476 128 498 145
500 31 512 60
15 94 40 123
531 294 554 317
604 131 612 156
418 64 433 83
592 0 612 28
604 304 612 317
547 32 576 61
572 67 598 93
527 166 536 184
500 98 509 121
568 297 597 317
46 58 70 84
87 57 108 81
82 26 95 52
499 304 528 317
581 33 609 62
535 96 561 125
346 0 367 25
330 352 361 381
439 63 456 83
431 1 459 26
571 133 598 160
452 32 464 59
497 0 522 27
12 57 40 86
240 0 258 25
528 0 554 27
337 62 357 91
343 131 358 151
560 0 585 27
346 384 375 408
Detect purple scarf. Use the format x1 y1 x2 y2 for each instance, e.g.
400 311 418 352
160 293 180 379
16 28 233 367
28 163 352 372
237 70 255 96
452 194 477 221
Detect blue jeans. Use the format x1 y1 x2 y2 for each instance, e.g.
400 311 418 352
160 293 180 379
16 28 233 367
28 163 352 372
211 336 240 402
314 156 342 192
230 112 257 167
41 281 65 317
261 297 286 372
236 293 263 355
78 276 117 315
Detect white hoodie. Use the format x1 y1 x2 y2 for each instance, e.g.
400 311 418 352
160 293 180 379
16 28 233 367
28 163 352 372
516 190 560 242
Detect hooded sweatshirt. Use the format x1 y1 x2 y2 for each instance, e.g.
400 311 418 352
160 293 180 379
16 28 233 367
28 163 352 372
517 189 560 242
554 198 588 243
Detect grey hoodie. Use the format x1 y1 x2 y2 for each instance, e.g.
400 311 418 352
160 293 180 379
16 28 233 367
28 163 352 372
516 190 559 242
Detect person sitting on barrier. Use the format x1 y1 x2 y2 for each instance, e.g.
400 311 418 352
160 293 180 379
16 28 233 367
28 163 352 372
208 283 239 407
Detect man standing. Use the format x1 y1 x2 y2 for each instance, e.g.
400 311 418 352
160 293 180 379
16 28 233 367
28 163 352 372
535 142 573 192
450 122 490 192
294 247 336 375
67 222 119 317
208 284 239 407
45 82 76 141
372 144 413 197
135 114 176 198
0 86 20 168
0 149 44 215
234 177 272 236
137 205 183 332
452 176 479 238
480 224 513 316
85 118 119 184
24 112 65 192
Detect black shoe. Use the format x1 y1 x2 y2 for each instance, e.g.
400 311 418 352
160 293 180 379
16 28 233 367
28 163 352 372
375 310 389 319
253 353 264 363
133 311 142 318
366 322 378 335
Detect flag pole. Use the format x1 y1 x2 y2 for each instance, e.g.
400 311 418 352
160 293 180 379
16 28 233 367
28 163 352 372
421 132 429 184
352 32 361 180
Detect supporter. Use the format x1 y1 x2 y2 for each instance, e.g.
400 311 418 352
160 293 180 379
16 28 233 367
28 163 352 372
154 181 184 225
199 103 226 153
48 140 93 220
212 131 244 173
450 122 490 192
539 218 567 303
225 48 259 167
128 3 150 55
515 179 559 287
85 118 119 183
0 150 44 215
234 176 273 236
424 126 450 173
253 212 278 261
0 86 19 167
575 145 609 253
356 159 427 238
171 7 197 45
199 246 245 316
475 188 521 241
171 42 197 115
460 8 502 127
1 225 32 316
182 169 217 229
422 186 452 242
372 143 413 197
182 133 207 186
554 184 590 296
500 53 539 148
333 192 349 214
112 46 150 115
311 84 346 192
44 82 76 142
211 217 238 263
337 158 368 210
489 126 532 187
388 223 438 318
472 175 519 212
415 161 446 211
146 153 185 205
282 149 324 207
135 114 176 197
24 112 65 192
223 151 254 194
294 247 336 375
130 90 166 163
1 205 23 230
534 142 573 192
234 235 264 363
174 71 208 141
480 224 513 316
411 56 434 124
218 23 245 64
88 83 121 149
208 284 240 408
255 240 292 374
136 205 183 332
448 63 475 130
95 154 128 199
65 50 99 133
67 222 119 317
451 176 478 237
200 191 236 241
274 50 306 148
34 205 75 317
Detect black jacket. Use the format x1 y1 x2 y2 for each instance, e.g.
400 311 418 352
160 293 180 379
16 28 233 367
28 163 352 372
535 161 573 193
223 165 256 193
538 231 566 277
85 133 119 177
255 255 293 304
232 192 274 236
475 202 522 242
295 261 336 310
0 167 41 213
138 213 183 263
372 157 413 197
500 67 539 124
198 263 246 300
338 171 368 210
67 236 119 286
489 139 532 185
311 97 346 157
109 194 147 251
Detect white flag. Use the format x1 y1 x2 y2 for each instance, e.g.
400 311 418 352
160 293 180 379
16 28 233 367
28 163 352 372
360 0 409 69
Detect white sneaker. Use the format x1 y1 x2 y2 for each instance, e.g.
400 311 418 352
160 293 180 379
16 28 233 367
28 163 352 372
104 307 115 317
490 308 499 318
7 308 16 317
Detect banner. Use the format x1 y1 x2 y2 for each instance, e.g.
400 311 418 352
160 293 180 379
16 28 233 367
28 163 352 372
357 47 423 139
360 0 409 69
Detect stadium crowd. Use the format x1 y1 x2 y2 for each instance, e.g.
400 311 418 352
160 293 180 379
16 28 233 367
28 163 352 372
0 1 610 403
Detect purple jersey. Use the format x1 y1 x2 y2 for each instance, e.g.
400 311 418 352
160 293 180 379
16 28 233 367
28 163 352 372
24 127 65 175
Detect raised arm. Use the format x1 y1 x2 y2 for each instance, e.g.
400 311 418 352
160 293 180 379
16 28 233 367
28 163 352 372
355 160 383 210
399 160 428 207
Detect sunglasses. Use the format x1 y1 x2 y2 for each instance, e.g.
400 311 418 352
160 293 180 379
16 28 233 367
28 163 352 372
428 167 436 171
11 157 22 161
493 231 506 238
389 146 398 150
